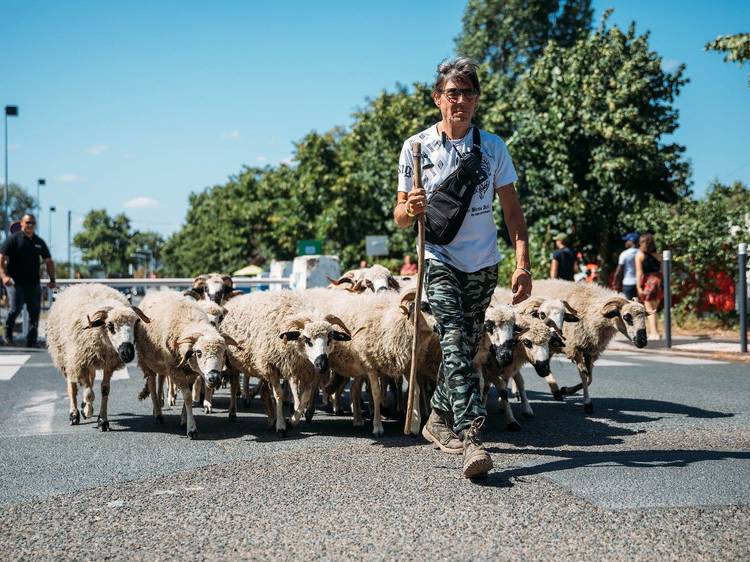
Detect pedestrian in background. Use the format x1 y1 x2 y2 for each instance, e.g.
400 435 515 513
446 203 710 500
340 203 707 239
614 232 640 299
0 214 56 347
636 232 662 340
549 232 576 281
400 254 418 276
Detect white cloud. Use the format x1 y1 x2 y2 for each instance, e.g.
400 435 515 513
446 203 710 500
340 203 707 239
224 130 241 140
280 155 293 165
256 155 268 163
56 173 82 183
124 196 159 209
86 144 109 155
661 59 679 73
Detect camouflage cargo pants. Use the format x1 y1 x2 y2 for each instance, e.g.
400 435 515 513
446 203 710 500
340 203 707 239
425 258 498 433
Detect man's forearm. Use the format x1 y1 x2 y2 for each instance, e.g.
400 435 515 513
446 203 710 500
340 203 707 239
0 255 8 278
505 214 530 270
46 260 56 281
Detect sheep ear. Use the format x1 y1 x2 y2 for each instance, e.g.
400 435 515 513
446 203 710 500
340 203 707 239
222 275 234 289
419 300 432 315
131 306 150 323
564 312 580 322
176 349 194 369
602 297 626 318
388 276 401 290
192 275 207 293
279 330 301 342
331 331 351 342
484 320 495 333
225 290 243 301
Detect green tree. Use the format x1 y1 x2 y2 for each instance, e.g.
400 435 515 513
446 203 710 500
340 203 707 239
456 0 593 79
705 33 750 88
1 183 38 224
623 181 750 315
73 209 132 276
508 13 690 270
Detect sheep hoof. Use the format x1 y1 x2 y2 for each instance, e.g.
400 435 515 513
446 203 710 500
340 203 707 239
69 411 80 425
372 425 384 437
323 403 334 414
179 421 186 428
304 411 315 423
552 389 564 401
584 402 594 414
228 411 237 422
155 415 164 424
521 411 534 420
187 429 198 440
203 406 212 414
276 428 287 438
507 421 522 432
97 419 110 432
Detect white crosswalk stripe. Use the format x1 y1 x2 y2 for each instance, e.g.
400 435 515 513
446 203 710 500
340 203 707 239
0 354 32 380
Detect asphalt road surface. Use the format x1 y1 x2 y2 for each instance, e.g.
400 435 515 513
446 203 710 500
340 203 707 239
0 346 748 561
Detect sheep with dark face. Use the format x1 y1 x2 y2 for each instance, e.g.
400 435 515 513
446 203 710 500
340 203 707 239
221 291 353 436
476 311 564 431
532 279 648 413
134 290 240 438
46 284 150 431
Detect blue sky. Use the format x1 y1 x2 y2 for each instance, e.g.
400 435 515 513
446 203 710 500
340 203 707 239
3 0 749 260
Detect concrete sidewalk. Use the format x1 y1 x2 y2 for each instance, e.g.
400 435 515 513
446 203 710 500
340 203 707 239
611 333 750 363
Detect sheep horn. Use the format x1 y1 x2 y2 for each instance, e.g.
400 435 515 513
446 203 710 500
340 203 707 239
182 289 202 300
602 296 628 317
387 276 401 290
324 314 351 336
83 309 108 329
346 279 368 293
221 275 234 289
131 306 151 323
326 275 354 287
562 300 578 315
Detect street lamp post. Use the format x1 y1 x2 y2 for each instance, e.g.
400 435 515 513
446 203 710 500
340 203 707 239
3 105 19 239
49 206 56 252
37 178 45 230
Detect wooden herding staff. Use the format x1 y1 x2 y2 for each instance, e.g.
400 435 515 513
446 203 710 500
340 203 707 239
404 142 425 435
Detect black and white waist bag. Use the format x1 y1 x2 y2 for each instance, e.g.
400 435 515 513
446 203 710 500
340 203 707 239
418 127 488 245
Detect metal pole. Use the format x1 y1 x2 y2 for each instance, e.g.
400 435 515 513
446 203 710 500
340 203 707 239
3 112 7 238
67 210 72 278
740 243 747 354
663 250 672 348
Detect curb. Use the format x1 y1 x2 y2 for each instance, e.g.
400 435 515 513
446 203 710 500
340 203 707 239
609 343 750 365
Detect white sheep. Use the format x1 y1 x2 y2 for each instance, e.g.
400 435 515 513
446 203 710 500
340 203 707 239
134 290 240 438
327 264 401 293
46 284 150 430
221 290 354 436
531 279 648 413
190 272 241 304
302 287 439 436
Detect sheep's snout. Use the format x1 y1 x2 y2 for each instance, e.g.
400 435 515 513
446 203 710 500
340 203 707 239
533 360 551 378
206 370 222 389
314 354 330 376
634 329 647 348
491 343 514 367
118 342 135 363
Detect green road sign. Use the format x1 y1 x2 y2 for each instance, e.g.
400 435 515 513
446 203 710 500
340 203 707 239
297 239 322 256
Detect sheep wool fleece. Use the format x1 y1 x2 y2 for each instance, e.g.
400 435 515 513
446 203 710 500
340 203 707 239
425 258 498 433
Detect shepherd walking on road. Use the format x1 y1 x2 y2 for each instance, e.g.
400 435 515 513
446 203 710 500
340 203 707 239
393 58 531 478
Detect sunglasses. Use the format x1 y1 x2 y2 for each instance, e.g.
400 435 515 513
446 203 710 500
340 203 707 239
23 221 36 226
441 88 479 101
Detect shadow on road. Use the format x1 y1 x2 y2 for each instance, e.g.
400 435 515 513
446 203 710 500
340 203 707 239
477 448 750 488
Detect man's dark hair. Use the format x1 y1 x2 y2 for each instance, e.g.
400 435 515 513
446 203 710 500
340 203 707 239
433 57 481 95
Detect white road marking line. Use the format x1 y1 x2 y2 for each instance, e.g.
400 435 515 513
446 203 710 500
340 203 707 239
22 390 58 434
95 368 130 381
0 354 32 380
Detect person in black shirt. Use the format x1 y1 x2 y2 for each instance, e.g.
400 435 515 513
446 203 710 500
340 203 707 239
549 232 577 281
0 214 56 346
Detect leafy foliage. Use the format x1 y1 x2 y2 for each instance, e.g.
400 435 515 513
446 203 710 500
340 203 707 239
73 209 164 277
705 33 750 88
1 183 38 224
622 181 750 314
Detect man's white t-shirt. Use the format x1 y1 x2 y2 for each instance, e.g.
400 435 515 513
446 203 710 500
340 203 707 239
618 247 639 285
398 124 518 273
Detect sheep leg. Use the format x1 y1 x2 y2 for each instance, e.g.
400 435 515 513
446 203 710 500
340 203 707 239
242 373 251 406
498 378 521 432
268 377 287 436
366 372 384 437
351 377 364 427
288 378 301 412
331 376 348 416
67 380 80 425
146 375 164 423
192 377 203 406
203 386 214 414
80 370 95 420
180 385 198 439
228 372 238 421
289 378 315 427
156 373 166 407
97 369 114 431
513 371 534 419
571 353 593 414
168 376 177 406
258 381 275 428
545 373 564 401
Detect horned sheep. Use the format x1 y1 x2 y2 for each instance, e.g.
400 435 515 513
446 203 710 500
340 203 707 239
46 284 150 431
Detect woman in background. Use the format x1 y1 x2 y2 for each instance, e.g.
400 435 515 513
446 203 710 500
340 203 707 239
636 233 662 340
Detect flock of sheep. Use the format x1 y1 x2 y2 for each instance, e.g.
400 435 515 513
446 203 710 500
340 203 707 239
45 266 649 439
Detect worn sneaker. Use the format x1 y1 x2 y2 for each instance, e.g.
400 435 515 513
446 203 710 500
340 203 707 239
461 416 493 478
421 410 463 455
